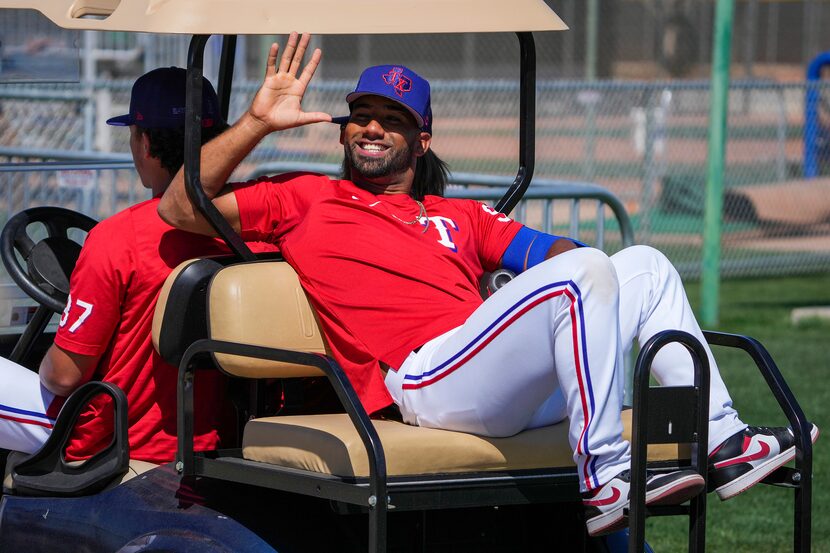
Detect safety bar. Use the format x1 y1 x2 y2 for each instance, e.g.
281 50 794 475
177 338 389 553
703 330 813 553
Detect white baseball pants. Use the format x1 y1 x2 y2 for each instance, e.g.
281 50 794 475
0 357 58 454
385 245 746 492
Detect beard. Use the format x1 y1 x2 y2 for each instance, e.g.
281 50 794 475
344 140 413 179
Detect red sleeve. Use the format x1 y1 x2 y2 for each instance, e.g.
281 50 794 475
470 201 524 272
53 220 132 357
232 172 329 243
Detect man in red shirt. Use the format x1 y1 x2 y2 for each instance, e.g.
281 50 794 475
158 33 817 536
0 67 271 463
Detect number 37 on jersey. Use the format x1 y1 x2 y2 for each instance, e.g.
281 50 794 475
60 294 94 333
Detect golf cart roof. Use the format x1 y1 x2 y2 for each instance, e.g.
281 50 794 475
0 0 567 34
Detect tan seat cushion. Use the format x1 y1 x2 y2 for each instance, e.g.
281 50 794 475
3 451 158 494
242 410 689 478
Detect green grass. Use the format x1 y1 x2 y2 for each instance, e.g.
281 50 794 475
647 274 830 552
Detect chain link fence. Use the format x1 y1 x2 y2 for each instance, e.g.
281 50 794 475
3 3 830 281
3 76 829 281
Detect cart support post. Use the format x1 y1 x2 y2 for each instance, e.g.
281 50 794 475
495 32 536 216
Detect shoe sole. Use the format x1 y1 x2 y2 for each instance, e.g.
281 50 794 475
586 504 628 537
715 424 819 501
587 473 706 537
646 473 706 506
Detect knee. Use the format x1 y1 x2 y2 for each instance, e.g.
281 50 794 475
635 245 678 277
616 245 681 284
580 246 616 272
566 247 619 299
622 244 663 263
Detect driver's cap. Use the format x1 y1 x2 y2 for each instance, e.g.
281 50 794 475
106 67 221 129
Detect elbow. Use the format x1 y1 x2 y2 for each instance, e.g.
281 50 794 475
157 195 188 229
157 199 175 226
38 345 95 397
40 372 81 398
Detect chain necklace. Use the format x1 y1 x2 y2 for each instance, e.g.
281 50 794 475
391 199 429 233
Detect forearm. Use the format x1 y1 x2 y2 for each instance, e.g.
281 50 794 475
160 34 328 235
158 112 270 234
544 237 579 260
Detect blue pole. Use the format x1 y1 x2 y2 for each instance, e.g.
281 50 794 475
804 51 830 178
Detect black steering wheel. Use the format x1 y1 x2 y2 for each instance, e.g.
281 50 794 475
1 207 98 313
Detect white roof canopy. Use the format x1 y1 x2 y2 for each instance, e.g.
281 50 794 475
0 0 567 34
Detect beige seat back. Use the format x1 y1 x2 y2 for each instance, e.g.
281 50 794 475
152 258 227 367
208 261 329 378
151 258 194 355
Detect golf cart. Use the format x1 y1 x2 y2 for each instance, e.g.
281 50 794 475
0 1 816 552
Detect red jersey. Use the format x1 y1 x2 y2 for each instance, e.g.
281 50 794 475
54 197 274 463
233 173 523 414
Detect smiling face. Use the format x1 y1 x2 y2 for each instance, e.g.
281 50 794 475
340 95 431 195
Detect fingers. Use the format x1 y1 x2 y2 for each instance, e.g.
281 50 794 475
298 111 333 125
288 33 311 76
265 42 279 77
276 32 314 78
278 31 299 74
297 48 322 88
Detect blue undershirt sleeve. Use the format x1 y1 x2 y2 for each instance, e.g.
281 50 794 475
501 226 586 273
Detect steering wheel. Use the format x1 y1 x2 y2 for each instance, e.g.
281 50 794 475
1 207 98 313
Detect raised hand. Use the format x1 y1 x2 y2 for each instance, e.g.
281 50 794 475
248 32 332 133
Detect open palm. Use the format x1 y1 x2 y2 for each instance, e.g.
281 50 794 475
249 32 331 132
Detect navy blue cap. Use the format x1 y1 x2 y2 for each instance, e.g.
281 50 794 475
333 65 432 134
106 67 221 129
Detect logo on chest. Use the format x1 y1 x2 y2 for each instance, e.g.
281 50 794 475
426 216 460 252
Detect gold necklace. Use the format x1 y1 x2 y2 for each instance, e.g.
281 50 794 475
392 200 429 233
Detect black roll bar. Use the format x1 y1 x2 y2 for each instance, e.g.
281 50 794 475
495 31 536 216
184 35 256 261
217 35 238 121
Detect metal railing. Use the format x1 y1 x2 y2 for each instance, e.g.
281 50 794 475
0 158 634 250
0 158 145 224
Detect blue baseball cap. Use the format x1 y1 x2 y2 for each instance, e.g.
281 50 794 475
333 64 432 134
106 67 221 129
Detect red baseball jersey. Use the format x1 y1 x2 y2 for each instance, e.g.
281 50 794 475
54 197 274 463
234 172 523 414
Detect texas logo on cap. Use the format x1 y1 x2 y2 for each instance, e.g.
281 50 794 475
382 67 412 98
332 64 433 134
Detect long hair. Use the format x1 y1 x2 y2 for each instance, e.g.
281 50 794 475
341 149 449 200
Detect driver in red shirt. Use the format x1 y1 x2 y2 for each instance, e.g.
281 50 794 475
0 67 273 463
